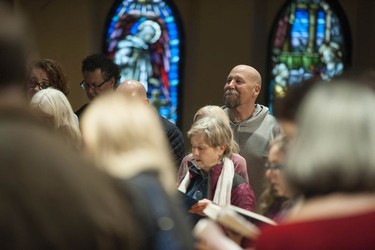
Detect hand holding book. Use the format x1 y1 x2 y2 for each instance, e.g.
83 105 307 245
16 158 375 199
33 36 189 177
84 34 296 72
202 203 277 239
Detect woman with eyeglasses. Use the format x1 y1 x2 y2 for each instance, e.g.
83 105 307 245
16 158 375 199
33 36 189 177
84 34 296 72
255 82 375 249
258 135 295 223
25 58 69 100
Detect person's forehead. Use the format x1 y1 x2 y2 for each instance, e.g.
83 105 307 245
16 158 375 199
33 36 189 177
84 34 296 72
31 67 48 78
83 69 105 81
268 145 284 161
228 67 250 79
191 133 208 144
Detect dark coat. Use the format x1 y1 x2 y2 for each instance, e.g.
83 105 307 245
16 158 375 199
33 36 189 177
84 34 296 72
160 116 185 168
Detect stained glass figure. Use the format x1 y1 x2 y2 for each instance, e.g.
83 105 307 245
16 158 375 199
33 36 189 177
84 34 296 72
104 0 183 124
267 0 351 112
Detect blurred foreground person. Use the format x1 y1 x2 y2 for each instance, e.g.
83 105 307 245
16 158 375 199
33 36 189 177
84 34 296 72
116 79 185 168
0 107 141 250
273 78 318 139
81 93 194 250
0 2 34 105
255 81 375 249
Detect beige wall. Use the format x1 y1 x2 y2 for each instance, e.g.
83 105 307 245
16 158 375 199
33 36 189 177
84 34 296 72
15 0 375 139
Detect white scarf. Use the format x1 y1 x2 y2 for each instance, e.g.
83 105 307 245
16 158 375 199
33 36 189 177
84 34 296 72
178 156 234 206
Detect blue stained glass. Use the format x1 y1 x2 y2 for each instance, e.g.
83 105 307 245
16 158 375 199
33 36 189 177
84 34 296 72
171 47 179 55
170 79 179 86
316 10 325 47
165 16 175 22
291 9 309 52
171 56 179 63
170 39 179 46
268 0 350 113
104 0 183 124
170 64 178 71
169 72 178 79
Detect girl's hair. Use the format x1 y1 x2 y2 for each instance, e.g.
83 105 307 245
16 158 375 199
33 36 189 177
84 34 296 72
188 116 234 158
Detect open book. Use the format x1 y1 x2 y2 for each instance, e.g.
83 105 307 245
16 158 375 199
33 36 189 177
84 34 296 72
203 203 277 239
228 205 278 226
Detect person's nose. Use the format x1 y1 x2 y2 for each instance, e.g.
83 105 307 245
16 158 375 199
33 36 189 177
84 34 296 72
192 148 199 157
265 169 272 179
32 85 42 91
88 87 96 95
226 80 236 89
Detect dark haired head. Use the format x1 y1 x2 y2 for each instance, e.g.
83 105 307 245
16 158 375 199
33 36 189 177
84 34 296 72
82 54 120 84
29 58 70 95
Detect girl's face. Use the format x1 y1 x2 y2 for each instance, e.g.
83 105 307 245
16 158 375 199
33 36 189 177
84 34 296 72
190 134 225 172
265 144 289 197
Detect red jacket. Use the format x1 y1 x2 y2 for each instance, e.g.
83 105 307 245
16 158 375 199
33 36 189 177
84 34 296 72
186 161 256 211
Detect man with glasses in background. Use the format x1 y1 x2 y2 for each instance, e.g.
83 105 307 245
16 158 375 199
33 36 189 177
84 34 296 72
75 54 120 118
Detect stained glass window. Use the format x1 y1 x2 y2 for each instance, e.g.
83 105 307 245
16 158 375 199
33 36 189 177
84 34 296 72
104 0 183 124
267 0 351 111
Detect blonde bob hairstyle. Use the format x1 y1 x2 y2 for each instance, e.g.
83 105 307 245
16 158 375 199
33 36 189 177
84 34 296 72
81 92 176 194
193 105 239 153
285 81 375 197
188 116 234 159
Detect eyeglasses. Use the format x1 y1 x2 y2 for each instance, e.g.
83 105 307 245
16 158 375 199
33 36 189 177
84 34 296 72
264 162 283 170
80 79 109 90
28 80 51 90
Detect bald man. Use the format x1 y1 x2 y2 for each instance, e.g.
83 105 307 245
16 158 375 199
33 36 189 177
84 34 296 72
223 65 280 204
116 80 185 168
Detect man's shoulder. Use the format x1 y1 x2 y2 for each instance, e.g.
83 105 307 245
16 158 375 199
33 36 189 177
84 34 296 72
254 104 278 121
159 115 180 130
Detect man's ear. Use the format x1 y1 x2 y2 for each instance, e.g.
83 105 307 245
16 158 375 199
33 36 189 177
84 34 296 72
254 84 261 95
109 77 116 88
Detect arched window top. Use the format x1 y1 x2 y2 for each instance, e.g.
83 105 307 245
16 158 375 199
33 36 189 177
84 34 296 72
267 0 351 112
104 0 183 124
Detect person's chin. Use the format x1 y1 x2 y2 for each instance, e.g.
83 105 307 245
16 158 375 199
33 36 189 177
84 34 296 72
275 187 286 197
195 161 202 167
224 97 239 108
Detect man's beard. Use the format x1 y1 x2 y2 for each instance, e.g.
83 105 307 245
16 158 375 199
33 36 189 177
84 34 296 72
224 90 240 108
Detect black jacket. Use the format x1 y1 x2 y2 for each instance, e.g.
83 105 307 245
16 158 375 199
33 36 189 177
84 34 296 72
160 116 185 168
